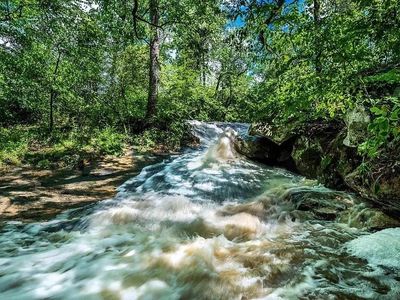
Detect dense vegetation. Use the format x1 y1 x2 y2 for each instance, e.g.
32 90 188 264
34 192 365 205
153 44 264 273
1 0 399 167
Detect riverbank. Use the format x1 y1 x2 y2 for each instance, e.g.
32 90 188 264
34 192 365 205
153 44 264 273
235 118 400 217
0 149 155 222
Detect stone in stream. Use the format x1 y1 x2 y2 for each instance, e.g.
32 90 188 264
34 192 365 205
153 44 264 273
282 187 354 221
233 135 297 171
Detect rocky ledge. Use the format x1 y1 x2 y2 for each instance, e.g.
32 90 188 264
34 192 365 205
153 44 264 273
233 113 400 217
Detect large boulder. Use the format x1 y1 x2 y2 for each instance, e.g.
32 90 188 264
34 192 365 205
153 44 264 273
249 120 302 145
233 135 297 171
345 160 400 216
343 105 370 148
290 120 361 189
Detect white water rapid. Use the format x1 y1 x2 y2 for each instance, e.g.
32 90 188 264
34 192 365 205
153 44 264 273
0 122 399 299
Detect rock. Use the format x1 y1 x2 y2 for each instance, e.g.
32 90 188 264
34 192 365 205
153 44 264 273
291 135 323 179
338 203 400 231
343 105 370 147
245 117 399 216
233 135 280 164
233 135 297 171
290 120 359 189
249 121 302 145
181 122 201 148
345 161 400 215
283 187 354 221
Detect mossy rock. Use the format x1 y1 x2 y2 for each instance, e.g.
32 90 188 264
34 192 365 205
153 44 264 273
345 162 400 215
343 105 370 148
249 121 303 145
283 187 354 221
338 204 400 231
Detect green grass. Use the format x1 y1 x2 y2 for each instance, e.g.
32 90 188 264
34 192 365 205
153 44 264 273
0 126 127 169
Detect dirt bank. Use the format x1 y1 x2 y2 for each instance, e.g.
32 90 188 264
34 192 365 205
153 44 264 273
0 149 156 222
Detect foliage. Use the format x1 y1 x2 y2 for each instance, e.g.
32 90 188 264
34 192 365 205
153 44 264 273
359 98 400 158
365 70 400 85
1 0 399 166
0 126 127 167
0 127 31 166
90 128 126 156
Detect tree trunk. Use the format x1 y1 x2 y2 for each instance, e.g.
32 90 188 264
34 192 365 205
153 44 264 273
146 0 160 121
49 51 62 133
202 52 206 86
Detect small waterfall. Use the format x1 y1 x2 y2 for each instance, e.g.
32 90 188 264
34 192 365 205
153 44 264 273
0 121 399 300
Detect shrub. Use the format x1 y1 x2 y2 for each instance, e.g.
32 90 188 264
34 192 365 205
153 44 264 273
90 128 126 156
0 127 31 166
359 97 400 158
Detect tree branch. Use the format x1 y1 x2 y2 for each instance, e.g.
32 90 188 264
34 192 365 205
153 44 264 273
132 0 149 44
132 0 163 31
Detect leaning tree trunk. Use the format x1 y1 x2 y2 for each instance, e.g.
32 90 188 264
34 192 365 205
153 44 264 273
146 0 160 121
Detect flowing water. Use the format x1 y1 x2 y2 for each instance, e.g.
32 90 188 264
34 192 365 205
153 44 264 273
0 121 399 299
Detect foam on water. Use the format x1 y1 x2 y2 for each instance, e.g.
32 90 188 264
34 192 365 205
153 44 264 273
0 122 399 299
346 228 400 269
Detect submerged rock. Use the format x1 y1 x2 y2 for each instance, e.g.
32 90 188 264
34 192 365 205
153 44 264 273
338 204 400 231
282 187 354 221
282 186 399 229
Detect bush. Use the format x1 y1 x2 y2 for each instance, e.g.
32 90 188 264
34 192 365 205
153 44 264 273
0 127 31 166
132 122 185 153
0 126 128 168
90 128 126 156
359 97 400 158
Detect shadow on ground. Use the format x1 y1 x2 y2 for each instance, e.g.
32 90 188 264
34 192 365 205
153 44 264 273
0 150 160 222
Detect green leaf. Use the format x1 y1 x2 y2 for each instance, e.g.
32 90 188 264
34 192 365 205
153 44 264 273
370 106 383 115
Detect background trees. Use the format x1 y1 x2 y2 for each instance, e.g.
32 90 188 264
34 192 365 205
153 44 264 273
0 0 399 159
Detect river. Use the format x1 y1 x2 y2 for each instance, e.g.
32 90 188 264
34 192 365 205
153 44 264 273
0 122 399 299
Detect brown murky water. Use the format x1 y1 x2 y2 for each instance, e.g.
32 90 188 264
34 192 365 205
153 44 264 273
0 122 399 299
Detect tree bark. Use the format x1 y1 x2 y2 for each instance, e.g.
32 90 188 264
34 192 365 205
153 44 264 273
258 0 284 48
146 0 160 121
202 52 206 86
49 51 62 133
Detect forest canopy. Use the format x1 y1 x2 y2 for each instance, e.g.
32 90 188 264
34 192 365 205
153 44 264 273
1 0 399 162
